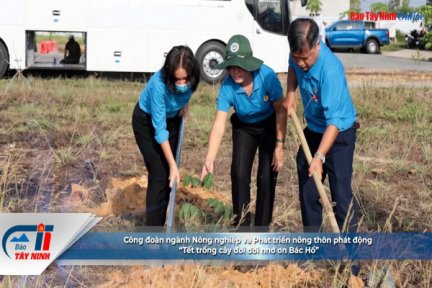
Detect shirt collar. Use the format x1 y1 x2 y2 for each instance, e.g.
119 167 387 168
233 70 261 94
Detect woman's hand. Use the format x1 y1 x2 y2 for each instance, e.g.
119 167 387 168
200 160 214 181
169 164 180 188
179 104 189 122
272 145 284 172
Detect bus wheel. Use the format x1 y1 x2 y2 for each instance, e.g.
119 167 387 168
0 42 9 79
196 41 227 84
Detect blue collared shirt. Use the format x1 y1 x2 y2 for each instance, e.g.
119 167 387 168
289 41 356 133
138 70 192 144
217 64 283 123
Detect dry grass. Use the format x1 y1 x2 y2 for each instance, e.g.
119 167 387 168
0 71 431 287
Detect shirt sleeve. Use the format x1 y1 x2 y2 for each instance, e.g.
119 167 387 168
265 68 283 102
149 83 169 144
216 81 232 112
320 64 346 130
288 56 295 68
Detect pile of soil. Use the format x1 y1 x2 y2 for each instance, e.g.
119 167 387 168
64 177 365 288
66 175 229 217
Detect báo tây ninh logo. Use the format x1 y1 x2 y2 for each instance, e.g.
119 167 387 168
2 223 54 260
350 11 424 22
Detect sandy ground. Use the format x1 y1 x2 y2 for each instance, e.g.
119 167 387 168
61 176 366 287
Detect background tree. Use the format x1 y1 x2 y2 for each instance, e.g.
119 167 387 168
418 5 432 49
350 0 361 12
388 0 400 11
340 0 361 19
371 2 390 13
305 0 322 16
419 4 432 27
399 0 413 13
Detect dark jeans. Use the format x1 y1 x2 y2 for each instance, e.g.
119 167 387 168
296 126 358 232
230 113 277 227
132 103 180 226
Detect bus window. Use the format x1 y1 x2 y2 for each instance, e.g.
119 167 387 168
245 0 254 16
257 0 283 34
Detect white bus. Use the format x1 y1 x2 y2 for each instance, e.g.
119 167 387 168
0 0 306 82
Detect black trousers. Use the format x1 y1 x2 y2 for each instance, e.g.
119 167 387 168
296 126 358 232
132 103 180 226
230 113 277 227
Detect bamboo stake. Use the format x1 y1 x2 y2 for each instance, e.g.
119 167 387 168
290 112 340 233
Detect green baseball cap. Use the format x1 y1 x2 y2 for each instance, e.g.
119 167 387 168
216 35 263 71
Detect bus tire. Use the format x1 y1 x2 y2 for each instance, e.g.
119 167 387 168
196 41 227 84
0 41 9 79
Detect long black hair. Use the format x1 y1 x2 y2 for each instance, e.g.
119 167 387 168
288 18 319 53
162 45 200 93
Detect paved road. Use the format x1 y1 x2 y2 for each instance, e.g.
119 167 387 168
335 50 432 72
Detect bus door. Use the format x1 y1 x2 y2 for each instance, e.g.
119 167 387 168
24 0 88 70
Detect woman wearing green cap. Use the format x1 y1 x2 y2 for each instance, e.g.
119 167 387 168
200 35 287 228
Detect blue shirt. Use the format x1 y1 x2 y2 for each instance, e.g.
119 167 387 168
217 64 283 123
138 70 192 144
289 41 356 133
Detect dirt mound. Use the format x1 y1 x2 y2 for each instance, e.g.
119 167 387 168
64 179 333 288
66 175 229 217
99 176 148 216
97 264 322 288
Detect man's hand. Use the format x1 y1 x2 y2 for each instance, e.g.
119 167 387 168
283 98 297 117
308 157 323 177
285 67 298 117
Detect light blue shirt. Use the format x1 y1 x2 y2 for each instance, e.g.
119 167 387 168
217 64 283 123
289 41 356 133
138 70 192 144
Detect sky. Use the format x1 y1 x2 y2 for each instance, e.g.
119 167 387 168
360 0 427 11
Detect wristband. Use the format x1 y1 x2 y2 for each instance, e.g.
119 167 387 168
275 138 285 143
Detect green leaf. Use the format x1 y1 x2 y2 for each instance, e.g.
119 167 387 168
191 176 201 187
202 173 214 190
207 198 219 208
182 175 193 187
179 203 192 220
214 202 225 214
224 207 232 221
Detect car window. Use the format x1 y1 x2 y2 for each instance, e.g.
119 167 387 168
336 22 348 30
351 22 362 29
365 21 376 29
